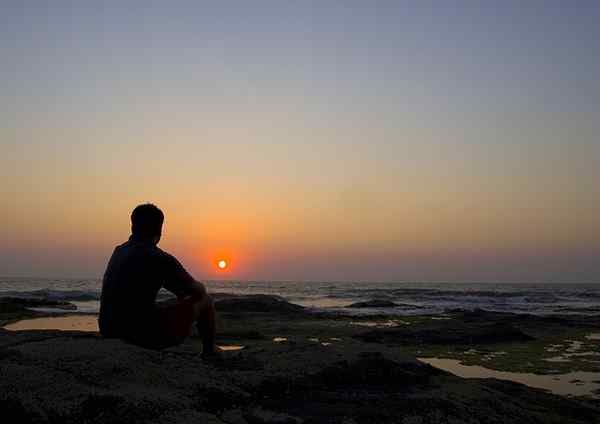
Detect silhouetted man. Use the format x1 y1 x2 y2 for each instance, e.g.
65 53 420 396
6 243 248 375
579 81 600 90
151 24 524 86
99 203 221 358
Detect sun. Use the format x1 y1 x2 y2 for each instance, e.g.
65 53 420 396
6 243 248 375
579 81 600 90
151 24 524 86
218 260 227 270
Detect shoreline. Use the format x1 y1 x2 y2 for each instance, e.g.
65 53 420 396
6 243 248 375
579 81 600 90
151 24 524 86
2 295 600 423
3 296 600 400
5 312 600 399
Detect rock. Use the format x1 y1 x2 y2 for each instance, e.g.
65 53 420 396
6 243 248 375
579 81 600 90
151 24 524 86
221 409 248 424
245 407 303 424
0 297 77 312
253 353 598 424
347 299 398 308
354 322 534 345
215 295 304 315
218 330 264 340
1 312 597 424
0 297 79 328
158 411 224 424
308 351 447 389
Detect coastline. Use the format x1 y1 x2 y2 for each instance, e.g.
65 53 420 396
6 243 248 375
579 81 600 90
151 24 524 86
2 295 600 423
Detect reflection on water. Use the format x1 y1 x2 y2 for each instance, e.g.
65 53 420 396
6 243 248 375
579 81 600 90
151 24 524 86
545 356 571 363
587 333 600 341
307 337 339 346
350 319 408 328
419 357 600 398
219 345 245 351
273 337 288 343
542 337 600 363
4 315 99 332
5 316 247 352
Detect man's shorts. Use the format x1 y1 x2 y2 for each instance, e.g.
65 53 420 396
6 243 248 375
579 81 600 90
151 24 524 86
126 297 197 349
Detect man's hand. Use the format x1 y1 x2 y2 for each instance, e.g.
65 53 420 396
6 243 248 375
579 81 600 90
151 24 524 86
180 281 207 303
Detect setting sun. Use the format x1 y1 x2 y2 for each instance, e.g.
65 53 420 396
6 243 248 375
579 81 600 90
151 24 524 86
218 260 227 270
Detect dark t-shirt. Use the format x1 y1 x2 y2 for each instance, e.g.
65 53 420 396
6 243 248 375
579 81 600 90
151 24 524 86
99 236 196 337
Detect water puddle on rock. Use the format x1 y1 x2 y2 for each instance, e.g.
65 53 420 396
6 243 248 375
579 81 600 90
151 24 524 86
350 319 408 328
3 315 99 332
218 345 245 351
587 333 600 341
419 357 600 398
307 337 341 346
542 336 600 363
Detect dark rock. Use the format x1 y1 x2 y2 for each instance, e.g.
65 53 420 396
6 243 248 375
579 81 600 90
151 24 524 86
221 409 248 424
0 297 77 312
215 295 304 315
1 309 597 424
245 407 302 424
218 330 264 340
255 353 598 424
354 321 534 345
307 352 447 389
347 299 398 308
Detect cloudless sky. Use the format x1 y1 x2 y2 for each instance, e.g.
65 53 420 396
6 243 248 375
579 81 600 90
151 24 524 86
1 1 598 282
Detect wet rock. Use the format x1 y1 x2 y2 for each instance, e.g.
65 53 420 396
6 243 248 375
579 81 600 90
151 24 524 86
195 382 252 413
158 411 224 424
245 407 303 424
354 321 533 345
255 353 598 424
1 313 598 424
221 409 248 424
218 330 264 340
0 395 48 423
0 297 77 312
308 352 447 389
215 295 304 315
347 300 399 308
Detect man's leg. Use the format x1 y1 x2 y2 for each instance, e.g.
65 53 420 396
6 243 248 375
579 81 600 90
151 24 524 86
192 294 218 354
183 291 220 357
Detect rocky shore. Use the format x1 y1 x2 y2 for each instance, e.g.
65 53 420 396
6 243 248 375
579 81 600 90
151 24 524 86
1 295 600 423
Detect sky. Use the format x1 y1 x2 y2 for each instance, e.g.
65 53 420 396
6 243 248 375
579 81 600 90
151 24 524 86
1 1 598 282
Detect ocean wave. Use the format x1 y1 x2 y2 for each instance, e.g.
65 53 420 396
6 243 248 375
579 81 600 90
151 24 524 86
2 279 600 316
0 289 100 302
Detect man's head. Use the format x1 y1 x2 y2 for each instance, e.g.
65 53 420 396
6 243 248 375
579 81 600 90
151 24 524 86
131 203 164 244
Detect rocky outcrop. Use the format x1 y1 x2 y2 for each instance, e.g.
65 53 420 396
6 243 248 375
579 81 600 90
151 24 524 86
215 295 305 315
0 297 78 327
0 297 76 312
0 328 597 424
354 321 534 345
347 300 399 308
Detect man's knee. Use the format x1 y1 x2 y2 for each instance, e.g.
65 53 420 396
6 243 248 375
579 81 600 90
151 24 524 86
191 293 213 318
187 282 207 302
196 281 207 297
188 284 213 308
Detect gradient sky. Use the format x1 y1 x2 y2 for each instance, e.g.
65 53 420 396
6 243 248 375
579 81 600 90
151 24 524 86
1 1 598 282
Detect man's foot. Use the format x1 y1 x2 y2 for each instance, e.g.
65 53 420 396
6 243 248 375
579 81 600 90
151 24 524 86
201 345 224 361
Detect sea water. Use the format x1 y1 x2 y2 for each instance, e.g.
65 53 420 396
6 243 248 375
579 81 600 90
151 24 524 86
1 277 600 316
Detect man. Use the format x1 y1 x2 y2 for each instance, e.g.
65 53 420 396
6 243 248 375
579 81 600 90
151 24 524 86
99 203 221 358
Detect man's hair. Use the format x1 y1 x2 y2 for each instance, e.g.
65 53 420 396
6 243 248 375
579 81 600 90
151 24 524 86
131 203 164 237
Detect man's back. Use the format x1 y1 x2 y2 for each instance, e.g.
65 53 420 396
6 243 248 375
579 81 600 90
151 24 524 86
99 203 219 355
99 236 194 337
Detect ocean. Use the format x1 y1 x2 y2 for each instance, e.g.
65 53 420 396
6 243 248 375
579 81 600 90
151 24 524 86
2 277 600 316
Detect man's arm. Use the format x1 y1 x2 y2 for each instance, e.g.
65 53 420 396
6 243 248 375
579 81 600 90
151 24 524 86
161 252 207 300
